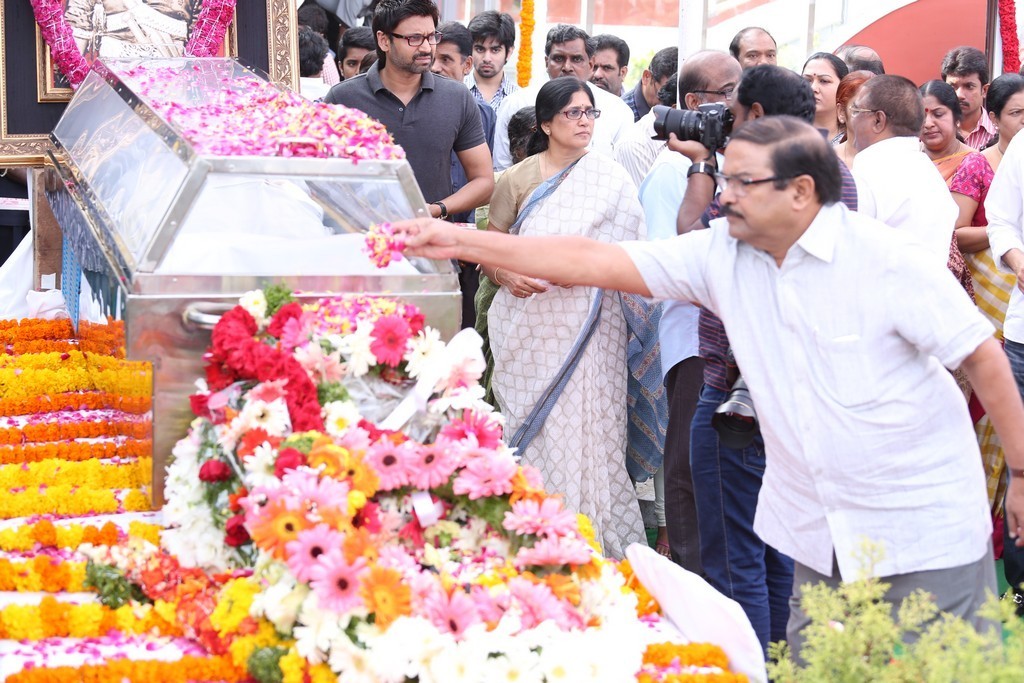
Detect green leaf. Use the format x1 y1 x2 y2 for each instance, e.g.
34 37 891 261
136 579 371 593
318 382 350 406
247 646 288 683
263 284 296 317
83 560 151 609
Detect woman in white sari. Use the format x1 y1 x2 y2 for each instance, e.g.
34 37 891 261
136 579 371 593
481 77 647 558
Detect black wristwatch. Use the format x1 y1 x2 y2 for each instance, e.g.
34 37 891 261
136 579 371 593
687 161 717 179
431 201 449 220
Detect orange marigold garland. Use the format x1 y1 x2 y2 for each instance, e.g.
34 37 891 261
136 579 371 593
517 0 535 87
0 416 151 445
0 392 151 417
0 438 152 464
0 595 181 640
0 519 160 552
5 656 244 683
0 556 88 592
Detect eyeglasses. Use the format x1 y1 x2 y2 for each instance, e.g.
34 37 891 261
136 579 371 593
389 31 442 47
714 172 793 196
692 87 736 102
561 107 601 120
848 106 882 117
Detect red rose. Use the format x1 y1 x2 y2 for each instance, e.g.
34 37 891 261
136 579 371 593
205 362 236 392
224 514 250 547
189 392 211 418
274 447 306 478
268 302 303 338
198 459 233 482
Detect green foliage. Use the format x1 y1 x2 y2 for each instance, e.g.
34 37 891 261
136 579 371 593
83 560 151 609
263 283 296 317
282 432 317 454
247 646 289 683
768 578 1024 682
317 381 350 406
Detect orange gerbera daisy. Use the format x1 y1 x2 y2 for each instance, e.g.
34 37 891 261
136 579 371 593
342 526 378 564
248 499 311 560
307 439 348 479
359 565 411 629
342 451 379 498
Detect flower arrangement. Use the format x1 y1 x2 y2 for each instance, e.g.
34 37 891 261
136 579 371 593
1000 0 1020 73
4 656 244 683
0 595 181 640
0 519 160 552
0 556 88 592
29 0 236 90
517 0 536 87
117 65 406 160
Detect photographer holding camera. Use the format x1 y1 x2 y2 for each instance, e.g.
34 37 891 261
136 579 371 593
660 64 858 656
635 50 740 575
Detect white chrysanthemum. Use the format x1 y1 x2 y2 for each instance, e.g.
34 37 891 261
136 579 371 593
427 639 489 683
294 595 347 664
405 327 445 380
323 400 362 439
339 322 376 377
243 442 280 490
252 578 309 634
365 616 447 682
240 289 269 327
327 633 377 682
535 630 591 682
488 649 544 683
241 398 292 436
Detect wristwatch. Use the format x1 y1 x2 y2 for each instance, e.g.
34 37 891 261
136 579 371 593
431 201 449 220
687 161 717 179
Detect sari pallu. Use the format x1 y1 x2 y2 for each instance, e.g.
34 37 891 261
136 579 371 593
488 153 650 559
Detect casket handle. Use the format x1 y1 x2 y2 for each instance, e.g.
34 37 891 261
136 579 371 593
182 303 235 331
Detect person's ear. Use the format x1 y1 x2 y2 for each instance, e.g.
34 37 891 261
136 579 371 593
790 174 816 210
641 69 653 87
982 82 990 100
684 92 700 110
749 102 765 120
376 31 390 54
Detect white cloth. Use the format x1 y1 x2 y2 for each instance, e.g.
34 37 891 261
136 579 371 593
300 77 332 101
0 231 34 320
621 202 994 580
985 130 1024 344
492 82 634 170
852 136 958 265
490 153 646 558
638 149 699 376
614 111 666 188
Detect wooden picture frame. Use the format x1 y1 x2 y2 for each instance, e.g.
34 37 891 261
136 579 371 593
1 0 298 167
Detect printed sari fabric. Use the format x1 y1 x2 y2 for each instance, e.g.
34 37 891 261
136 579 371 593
489 152 647 558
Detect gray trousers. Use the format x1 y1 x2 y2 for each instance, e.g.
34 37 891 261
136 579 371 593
786 545 998 662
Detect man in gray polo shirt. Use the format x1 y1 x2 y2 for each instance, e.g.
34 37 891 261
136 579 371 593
324 0 493 220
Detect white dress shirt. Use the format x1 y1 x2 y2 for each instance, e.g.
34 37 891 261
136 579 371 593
492 82 634 170
621 202 993 579
614 111 667 187
638 149 701 376
852 136 957 265
985 130 1024 344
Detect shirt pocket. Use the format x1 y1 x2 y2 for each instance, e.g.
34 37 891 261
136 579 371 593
811 331 877 408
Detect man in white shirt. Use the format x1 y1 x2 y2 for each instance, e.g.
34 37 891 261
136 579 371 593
984 128 1024 610
848 75 958 265
492 24 634 170
396 116 1024 656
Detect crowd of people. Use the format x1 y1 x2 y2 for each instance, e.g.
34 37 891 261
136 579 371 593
295 0 1024 661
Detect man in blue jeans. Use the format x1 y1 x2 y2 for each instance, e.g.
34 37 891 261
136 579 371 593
672 65 860 654
985 135 1024 607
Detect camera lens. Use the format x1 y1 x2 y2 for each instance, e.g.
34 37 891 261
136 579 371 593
651 105 704 142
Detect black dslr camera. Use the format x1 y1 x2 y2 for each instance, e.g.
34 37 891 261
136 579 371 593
651 102 734 150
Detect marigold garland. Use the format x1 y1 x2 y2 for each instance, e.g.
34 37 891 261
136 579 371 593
0 520 160 552
0 486 151 519
517 0 535 87
0 456 151 490
0 418 151 446
0 595 181 640
5 656 245 683
0 362 151 401
0 319 73 341
0 438 151 465
0 392 151 417
0 556 87 592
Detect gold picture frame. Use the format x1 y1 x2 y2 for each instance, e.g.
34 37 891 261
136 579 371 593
1 0 298 167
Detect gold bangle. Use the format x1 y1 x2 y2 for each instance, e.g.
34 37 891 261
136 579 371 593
493 267 504 286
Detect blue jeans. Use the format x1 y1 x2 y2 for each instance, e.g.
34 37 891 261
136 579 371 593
690 383 794 655
1004 339 1024 606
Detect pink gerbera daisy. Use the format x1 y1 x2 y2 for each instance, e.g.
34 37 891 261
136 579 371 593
423 587 480 639
407 442 458 489
509 577 567 630
281 467 350 514
514 536 593 569
437 410 503 450
469 584 508 625
502 498 579 538
285 524 345 582
309 548 368 613
369 314 412 367
247 378 290 404
364 439 414 490
451 451 518 500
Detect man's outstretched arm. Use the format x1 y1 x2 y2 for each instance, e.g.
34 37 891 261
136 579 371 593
395 217 652 297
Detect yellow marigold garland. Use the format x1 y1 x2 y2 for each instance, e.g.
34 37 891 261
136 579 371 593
0 595 181 640
517 0 535 87
0 519 161 552
5 655 243 683
0 351 151 401
0 456 151 490
0 438 152 465
0 485 151 519
0 556 87 592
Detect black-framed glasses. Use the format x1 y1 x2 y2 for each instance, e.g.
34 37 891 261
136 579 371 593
692 87 736 102
389 31 443 47
562 107 601 120
714 172 793 196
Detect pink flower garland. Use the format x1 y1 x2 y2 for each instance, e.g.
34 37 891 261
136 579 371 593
1000 0 1020 74
29 0 237 91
